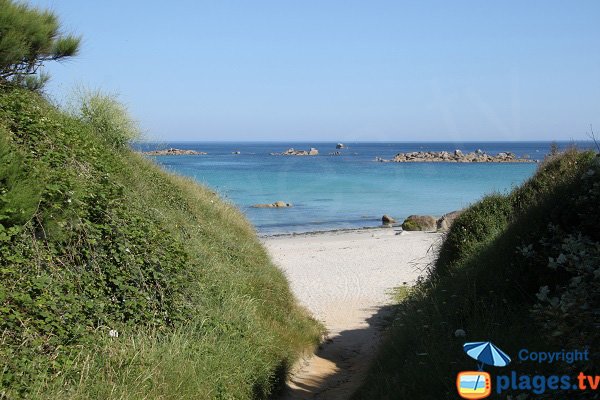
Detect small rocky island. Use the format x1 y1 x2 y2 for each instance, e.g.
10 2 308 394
376 149 534 163
251 201 292 208
143 148 207 156
271 148 319 156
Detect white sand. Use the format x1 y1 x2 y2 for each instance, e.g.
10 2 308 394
263 228 442 399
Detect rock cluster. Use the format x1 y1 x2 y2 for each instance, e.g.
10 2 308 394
271 148 319 156
143 148 207 156
378 150 533 163
251 201 292 208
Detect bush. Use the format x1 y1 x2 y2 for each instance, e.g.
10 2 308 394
435 193 512 274
70 89 141 148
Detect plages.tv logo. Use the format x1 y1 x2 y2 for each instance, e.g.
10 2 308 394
457 341 511 399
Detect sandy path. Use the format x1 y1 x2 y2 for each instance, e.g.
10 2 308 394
263 228 441 399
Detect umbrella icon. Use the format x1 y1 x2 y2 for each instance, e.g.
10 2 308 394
463 341 511 371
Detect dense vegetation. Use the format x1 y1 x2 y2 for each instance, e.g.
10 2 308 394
353 149 600 399
0 86 322 398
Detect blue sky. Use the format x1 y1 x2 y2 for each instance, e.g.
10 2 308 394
31 0 600 141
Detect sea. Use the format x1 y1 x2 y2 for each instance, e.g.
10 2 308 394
134 141 594 235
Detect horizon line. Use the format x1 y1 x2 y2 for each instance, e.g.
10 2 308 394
136 139 593 144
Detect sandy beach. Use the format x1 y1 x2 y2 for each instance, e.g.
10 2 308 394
263 228 442 399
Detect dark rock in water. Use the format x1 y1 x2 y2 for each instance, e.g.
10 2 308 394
251 201 292 208
336 143 346 149
143 148 207 156
401 215 437 231
382 214 396 224
232 151 241 154
436 210 463 231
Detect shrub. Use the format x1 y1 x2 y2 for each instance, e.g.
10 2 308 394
71 89 141 148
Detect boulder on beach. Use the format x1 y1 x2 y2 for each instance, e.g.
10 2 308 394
251 201 292 208
436 210 463 231
401 215 437 231
382 214 396 224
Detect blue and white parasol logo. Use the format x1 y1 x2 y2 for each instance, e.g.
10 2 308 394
463 341 511 371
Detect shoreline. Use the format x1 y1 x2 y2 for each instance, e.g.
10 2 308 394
257 224 406 238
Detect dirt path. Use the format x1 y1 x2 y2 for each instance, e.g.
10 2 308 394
263 229 441 399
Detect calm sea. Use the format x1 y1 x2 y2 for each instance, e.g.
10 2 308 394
134 141 593 235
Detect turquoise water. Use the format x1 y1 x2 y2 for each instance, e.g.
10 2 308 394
137 142 587 234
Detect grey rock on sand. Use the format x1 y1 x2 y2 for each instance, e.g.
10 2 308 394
436 210 463 231
381 214 395 224
401 215 437 231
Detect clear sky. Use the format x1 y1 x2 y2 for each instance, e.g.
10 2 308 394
30 0 600 141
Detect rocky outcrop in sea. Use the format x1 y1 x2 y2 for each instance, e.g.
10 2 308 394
270 148 319 156
251 201 293 208
143 148 207 156
377 149 534 163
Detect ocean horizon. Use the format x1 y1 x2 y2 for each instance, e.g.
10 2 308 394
136 141 595 234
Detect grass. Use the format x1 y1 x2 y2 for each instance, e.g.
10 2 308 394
0 87 323 399
352 149 600 399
